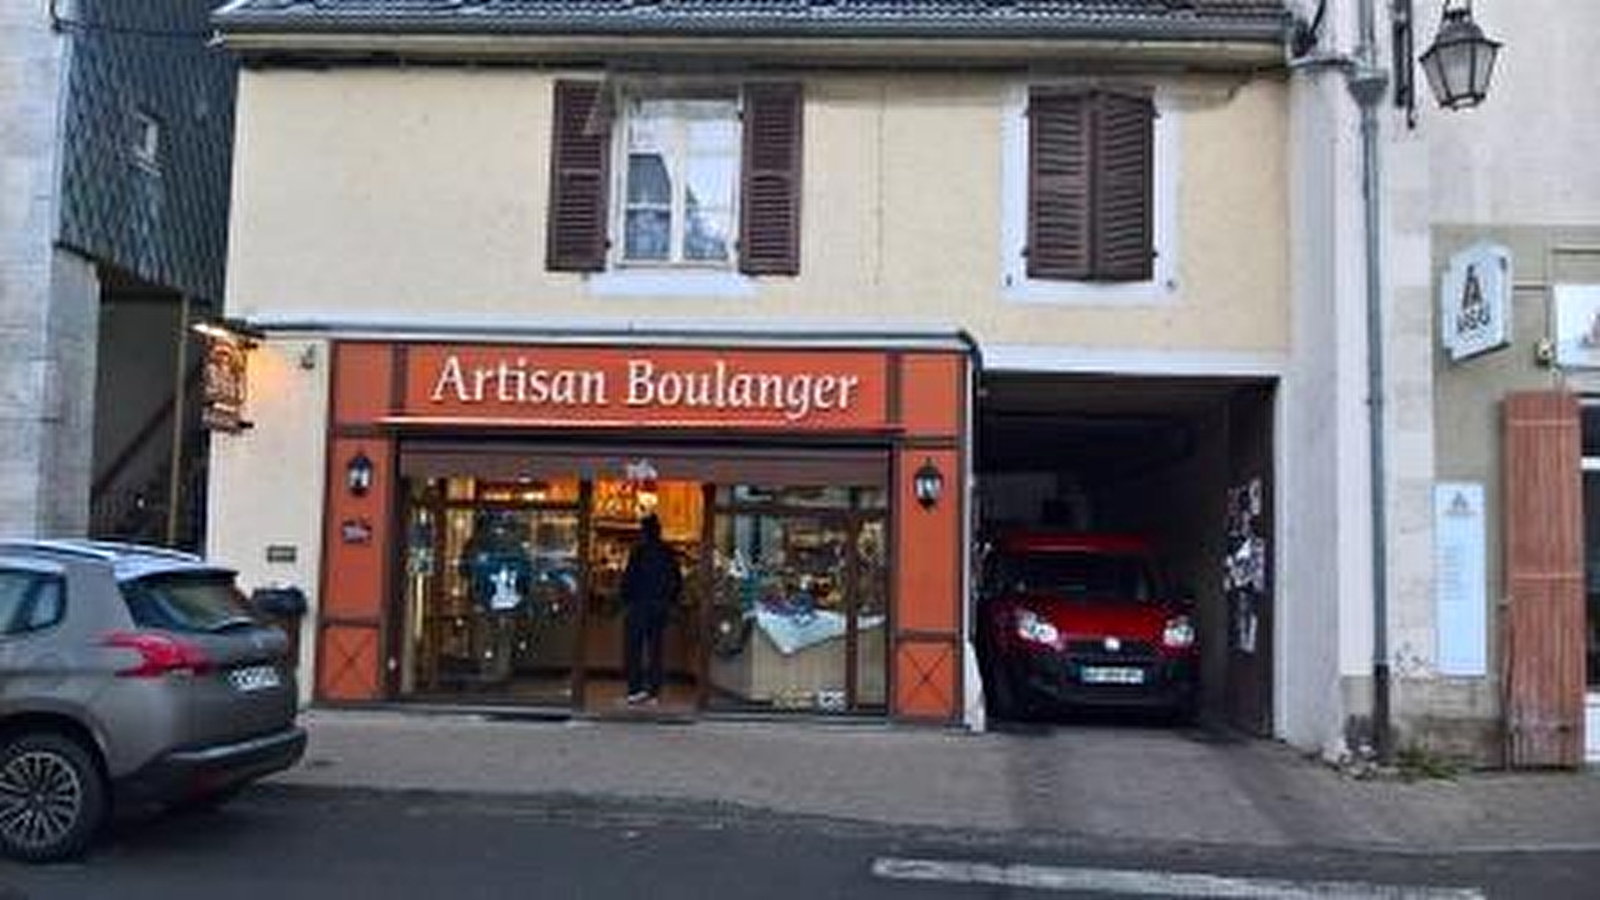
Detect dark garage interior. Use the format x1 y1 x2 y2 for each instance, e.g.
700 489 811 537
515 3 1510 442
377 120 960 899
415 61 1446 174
974 372 1276 733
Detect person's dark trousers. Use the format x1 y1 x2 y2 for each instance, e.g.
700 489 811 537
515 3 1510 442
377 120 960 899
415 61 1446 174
625 607 666 696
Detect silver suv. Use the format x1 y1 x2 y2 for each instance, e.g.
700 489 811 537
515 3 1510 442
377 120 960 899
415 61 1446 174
0 540 305 862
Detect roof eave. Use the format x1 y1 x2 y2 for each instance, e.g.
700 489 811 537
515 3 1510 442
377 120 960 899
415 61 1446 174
214 31 1287 71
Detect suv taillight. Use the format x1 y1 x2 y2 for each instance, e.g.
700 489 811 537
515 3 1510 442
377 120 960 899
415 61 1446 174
103 631 213 678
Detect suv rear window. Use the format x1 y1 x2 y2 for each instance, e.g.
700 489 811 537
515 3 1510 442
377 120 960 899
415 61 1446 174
120 572 261 634
995 551 1155 602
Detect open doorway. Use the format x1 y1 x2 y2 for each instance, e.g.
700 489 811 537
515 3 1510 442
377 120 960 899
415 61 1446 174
976 373 1276 734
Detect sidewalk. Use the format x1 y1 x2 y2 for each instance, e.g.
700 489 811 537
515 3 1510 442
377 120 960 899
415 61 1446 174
272 708 1600 855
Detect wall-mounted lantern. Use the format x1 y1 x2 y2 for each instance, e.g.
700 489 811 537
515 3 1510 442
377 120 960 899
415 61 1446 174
1418 0 1501 111
913 458 945 510
1292 0 1502 127
346 450 375 497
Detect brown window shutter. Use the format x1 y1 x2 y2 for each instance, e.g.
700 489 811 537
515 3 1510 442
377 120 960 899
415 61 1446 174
1503 391 1585 768
1091 90 1155 282
1026 88 1092 280
546 81 610 273
740 82 803 277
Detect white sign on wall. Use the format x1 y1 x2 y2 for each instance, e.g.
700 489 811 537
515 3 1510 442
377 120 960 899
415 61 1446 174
1440 242 1512 362
1434 482 1488 677
1554 284 1600 368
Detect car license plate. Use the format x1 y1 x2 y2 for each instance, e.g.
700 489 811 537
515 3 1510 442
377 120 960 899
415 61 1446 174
1080 666 1145 685
229 665 282 692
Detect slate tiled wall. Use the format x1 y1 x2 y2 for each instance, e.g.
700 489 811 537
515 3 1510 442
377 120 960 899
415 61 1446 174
58 0 236 301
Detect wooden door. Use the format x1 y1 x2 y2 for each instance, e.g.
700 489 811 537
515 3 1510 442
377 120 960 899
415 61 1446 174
1503 391 1585 768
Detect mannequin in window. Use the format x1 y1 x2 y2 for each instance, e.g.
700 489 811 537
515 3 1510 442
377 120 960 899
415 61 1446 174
460 510 534 684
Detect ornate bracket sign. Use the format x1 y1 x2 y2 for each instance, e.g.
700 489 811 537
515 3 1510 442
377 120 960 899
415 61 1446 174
1440 242 1511 362
198 327 252 432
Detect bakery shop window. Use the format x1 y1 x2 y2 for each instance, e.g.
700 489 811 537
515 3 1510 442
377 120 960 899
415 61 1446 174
707 485 887 713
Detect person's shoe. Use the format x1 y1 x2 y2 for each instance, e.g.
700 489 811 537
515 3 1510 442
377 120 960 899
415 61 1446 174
639 694 660 707
624 690 652 705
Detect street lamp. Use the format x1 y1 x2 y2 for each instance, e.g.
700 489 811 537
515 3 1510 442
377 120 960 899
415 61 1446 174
1418 1 1501 111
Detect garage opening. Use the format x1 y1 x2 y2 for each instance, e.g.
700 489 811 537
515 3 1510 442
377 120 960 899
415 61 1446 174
975 373 1275 735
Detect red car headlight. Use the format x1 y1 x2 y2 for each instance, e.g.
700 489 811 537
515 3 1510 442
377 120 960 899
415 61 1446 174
1015 609 1062 648
1162 615 1196 650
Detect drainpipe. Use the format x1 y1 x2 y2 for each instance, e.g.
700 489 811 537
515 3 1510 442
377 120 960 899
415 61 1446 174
1351 0 1394 764
166 295 191 547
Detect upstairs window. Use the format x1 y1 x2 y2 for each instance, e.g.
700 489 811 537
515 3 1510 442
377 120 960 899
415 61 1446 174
1026 87 1155 283
547 81 803 278
622 97 739 265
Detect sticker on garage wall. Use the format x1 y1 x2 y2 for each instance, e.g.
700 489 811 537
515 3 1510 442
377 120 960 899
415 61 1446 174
1224 478 1265 655
1440 242 1511 363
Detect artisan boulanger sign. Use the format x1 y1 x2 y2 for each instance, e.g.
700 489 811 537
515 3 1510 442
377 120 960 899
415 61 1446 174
404 345 889 429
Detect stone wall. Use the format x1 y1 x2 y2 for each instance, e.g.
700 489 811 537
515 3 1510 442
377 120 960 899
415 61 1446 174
0 6 66 537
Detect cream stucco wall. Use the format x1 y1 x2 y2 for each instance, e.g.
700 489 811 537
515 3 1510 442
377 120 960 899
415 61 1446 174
206 338 329 705
225 67 1289 354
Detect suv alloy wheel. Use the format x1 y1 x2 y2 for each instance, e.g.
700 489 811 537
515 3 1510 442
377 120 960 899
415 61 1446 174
0 731 107 862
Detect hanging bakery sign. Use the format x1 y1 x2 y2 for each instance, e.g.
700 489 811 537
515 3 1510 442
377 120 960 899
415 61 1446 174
1440 242 1511 363
193 320 257 432
401 345 890 430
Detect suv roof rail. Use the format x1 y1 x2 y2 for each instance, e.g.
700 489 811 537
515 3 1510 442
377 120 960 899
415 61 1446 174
0 539 204 564
0 539 119 562
75 540 204 563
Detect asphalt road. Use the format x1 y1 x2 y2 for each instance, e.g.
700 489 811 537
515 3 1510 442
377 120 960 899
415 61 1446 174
1 785 1596 899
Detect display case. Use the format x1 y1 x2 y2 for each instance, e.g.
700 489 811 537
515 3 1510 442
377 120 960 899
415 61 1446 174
707 498 886 712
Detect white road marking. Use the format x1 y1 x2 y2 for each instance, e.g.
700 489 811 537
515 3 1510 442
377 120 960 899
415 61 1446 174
869 857 1487 899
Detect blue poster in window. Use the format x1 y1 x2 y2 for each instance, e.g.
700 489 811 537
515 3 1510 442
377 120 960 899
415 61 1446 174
1435 482 1488 676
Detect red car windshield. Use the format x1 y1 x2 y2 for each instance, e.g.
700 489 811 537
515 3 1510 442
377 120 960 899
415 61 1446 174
992 551 1155 603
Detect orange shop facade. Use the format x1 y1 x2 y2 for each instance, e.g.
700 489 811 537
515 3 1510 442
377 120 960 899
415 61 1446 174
309 337 972 723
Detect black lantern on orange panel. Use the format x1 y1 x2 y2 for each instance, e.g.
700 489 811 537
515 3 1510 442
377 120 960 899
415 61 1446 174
913 458 944 510
1419 1 1501 111
346 450 375 497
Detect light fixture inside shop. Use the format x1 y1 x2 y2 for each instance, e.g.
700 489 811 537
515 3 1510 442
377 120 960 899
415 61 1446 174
912 458 944 510
346 450 375 497
1418 0 1501 111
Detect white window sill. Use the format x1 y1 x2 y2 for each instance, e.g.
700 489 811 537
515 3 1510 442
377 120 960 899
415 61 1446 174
1001 273 1179 306
586 269 757 299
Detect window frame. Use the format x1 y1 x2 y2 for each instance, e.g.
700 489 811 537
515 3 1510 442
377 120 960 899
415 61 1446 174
611 92 743 271
547 79 802 286
1001 82 1179 305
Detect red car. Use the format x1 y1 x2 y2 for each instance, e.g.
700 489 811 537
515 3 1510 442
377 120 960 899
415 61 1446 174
975 532 1198 722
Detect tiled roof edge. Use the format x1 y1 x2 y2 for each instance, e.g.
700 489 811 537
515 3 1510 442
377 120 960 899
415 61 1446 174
212 4 1290 46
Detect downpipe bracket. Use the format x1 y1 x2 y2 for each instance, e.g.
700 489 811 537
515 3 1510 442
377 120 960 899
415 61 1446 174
1346 67 1390 108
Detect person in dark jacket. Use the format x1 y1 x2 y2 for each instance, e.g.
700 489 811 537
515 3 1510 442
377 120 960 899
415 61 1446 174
621 514 681 704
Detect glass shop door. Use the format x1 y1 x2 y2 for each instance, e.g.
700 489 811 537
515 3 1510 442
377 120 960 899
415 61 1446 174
578 478 706 713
